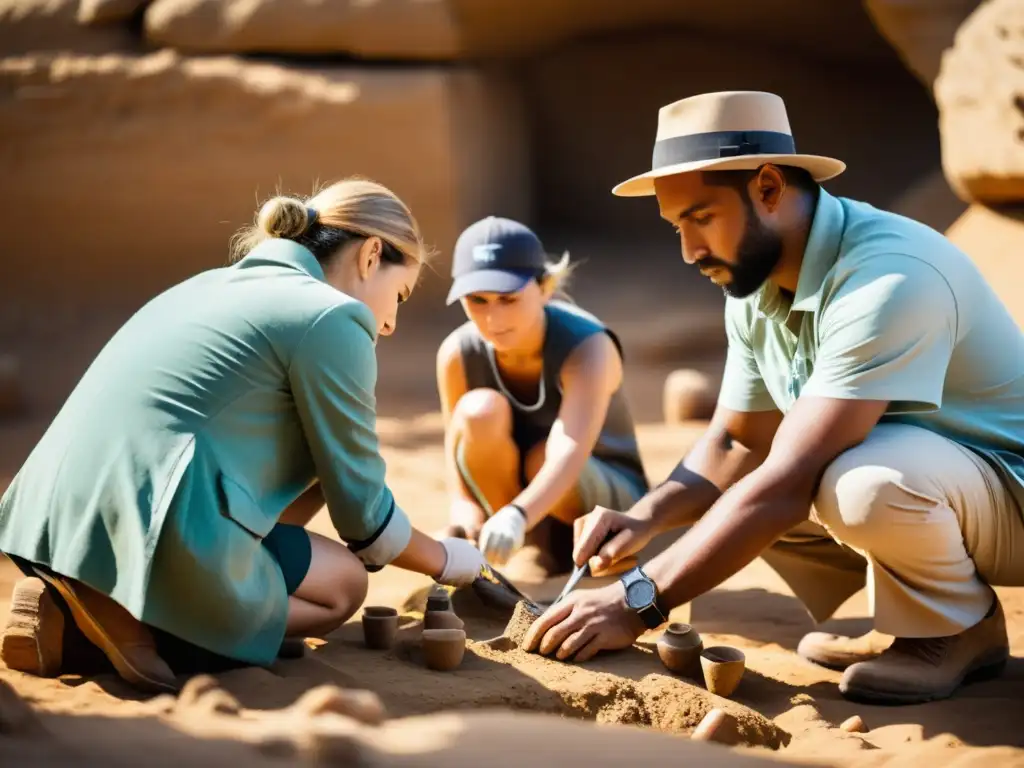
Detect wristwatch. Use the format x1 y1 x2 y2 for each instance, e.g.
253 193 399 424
620 566 668 629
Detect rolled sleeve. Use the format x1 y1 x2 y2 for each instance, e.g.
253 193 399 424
718 299 778 412
801 255 957 413
288 303 411 567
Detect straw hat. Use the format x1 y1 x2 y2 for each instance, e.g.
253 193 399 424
612 91 846 197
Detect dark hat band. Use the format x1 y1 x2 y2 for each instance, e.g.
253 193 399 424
651 129 796 170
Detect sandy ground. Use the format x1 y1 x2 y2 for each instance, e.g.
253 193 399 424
2 217 1024 766
1 415 1024 767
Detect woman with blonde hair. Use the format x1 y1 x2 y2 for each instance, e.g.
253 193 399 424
437 216 649 575
0 177 487 691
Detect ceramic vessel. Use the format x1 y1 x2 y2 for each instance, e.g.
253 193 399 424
424 610 465 631
422 628 466 671
700 645 746 697
362 606 399 650
656 622 703 677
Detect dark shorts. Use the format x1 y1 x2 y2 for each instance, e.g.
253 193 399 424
262 523 313 595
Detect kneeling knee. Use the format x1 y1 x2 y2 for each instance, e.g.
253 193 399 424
452 388 512 442
815 453 938 549
321 550 369 630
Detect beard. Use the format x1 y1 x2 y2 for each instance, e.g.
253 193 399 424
702 205 784 299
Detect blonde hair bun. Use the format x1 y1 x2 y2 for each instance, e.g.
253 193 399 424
257 196 313 240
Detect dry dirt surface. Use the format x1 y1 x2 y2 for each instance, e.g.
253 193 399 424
1 418 1024 767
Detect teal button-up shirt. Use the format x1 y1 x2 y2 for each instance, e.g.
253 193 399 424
0 240 411 664
719 189 1024 518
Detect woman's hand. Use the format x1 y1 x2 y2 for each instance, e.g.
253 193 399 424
449 498 487 544
478 505 528 566
573 507 656 573
436 537 488 586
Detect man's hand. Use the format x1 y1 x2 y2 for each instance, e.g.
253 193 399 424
522 583 646 662
573 507 655 572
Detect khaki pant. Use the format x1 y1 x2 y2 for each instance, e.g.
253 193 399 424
762 423 1024 638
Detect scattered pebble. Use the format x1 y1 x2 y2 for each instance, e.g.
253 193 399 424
840 715 867 733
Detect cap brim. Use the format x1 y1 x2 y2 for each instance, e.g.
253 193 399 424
611 153 847 197
446 269 535 305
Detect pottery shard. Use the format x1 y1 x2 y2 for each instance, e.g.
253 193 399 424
0 52 530 316
77 0 150 25
935 0 1024 203
863 0 979 90
140 0 892 63
0 0 139 55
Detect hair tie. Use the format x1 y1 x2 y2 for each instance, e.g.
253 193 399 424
306 207 319 227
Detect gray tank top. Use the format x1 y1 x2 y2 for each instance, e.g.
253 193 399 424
456 301 648 488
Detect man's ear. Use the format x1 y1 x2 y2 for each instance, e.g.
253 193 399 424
752 164 787 213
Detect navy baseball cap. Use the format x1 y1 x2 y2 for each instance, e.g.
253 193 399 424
446 216 548 305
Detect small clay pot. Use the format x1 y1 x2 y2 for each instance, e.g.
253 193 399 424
421 628 466 671
656 622 703 677
700 646 746 698
426 592 452 614
362 606 399 650
424 610 465 631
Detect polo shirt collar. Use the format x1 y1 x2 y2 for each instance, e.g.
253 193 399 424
754 188 845 325
237 239 327 282
791 188 845 313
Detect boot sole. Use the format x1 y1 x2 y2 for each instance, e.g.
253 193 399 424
0 577 64 678
839 649 1009 706
32 568 178 694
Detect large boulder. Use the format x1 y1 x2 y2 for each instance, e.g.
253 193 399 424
935 0 1024 204
946 205 1024 328
142 0 895 64
863 0 979 90
0 0 139 54
0 52 530 330
77 0 151 25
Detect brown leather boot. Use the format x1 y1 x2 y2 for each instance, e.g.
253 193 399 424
797 628 893 670
32 568 178 694
0 577 64 678
839 599 1009 705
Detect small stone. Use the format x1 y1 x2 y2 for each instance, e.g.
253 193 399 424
290 685 387 726
691 708 740 745
175 675 221 709
840 715 867 733
662 369 716 423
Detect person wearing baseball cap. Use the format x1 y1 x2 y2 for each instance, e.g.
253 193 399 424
436 216 649 575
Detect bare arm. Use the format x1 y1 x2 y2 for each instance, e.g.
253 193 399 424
634 405 783 535
512 332 623 528
644 396 888 610
436 333 476 506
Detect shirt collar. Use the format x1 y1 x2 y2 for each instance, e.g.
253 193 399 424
236 239 327 282
754 188 845 324
791 188 845 313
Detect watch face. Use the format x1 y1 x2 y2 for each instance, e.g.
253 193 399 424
625 578 656 609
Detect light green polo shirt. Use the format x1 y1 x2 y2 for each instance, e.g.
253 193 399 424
719 189 1024 515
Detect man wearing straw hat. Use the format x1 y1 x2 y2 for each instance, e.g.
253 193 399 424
523 91 1024 704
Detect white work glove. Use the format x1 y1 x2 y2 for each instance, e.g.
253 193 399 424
477 505 528 566
436 537 488 587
